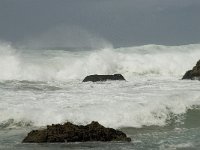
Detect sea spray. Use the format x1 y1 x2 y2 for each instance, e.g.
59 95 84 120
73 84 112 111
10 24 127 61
1 78 200 128
1 43 200 150
0 43 200 81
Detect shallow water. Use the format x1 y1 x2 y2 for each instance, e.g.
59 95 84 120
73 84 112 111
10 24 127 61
1 127 200 150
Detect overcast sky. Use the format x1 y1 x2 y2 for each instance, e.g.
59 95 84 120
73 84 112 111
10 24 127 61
0 0 200 48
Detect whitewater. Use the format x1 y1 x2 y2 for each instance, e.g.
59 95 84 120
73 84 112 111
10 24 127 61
1 43 200 149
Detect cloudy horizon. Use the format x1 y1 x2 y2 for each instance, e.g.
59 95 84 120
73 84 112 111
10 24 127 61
0 0 200 48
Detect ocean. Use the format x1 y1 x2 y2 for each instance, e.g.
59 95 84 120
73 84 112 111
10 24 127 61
1 43 200 150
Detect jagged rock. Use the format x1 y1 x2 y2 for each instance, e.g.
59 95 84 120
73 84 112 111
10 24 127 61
22 130 47 143
182 60 200 80
83 74 126 82
22 121 131 143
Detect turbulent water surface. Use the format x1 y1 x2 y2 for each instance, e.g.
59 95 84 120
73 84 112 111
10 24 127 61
1 43 200 150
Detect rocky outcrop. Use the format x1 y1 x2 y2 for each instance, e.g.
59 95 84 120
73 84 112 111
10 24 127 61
83 74 126 82
182 60 200 80
22 121 131 143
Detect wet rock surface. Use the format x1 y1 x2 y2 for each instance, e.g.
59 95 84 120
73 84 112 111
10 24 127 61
83 74 126 82
22 121 131 143
182 60 200 80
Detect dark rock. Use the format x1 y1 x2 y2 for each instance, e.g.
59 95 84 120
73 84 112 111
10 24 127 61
83 74 126 82
182 60 200 80
22 130 47 143
22 121 131 143
182 70 193 79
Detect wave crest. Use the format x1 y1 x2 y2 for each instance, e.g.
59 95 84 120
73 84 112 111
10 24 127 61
0 119 33 129
0 43 200 81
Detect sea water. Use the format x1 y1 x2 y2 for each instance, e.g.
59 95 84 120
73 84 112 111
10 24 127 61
1 43 200 149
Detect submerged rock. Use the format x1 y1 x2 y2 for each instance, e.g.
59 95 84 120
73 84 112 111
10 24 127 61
83 74 126 82
182 60 200 80
22 121 131 143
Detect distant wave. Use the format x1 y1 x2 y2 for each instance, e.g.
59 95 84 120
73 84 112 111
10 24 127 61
0 119 33 129
0 42 200 81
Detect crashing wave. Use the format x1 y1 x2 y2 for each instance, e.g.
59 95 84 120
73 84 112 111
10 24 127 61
0 43 200 81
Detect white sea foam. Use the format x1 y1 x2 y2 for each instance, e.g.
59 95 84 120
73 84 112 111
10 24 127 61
1 43 200 129
0 78 200 129
0 43 200 81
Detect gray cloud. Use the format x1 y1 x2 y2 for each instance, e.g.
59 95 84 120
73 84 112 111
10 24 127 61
0 0 200 48
19 25 112 49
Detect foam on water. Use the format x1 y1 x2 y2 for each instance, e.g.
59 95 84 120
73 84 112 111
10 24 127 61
0 43 200 81
1 79 200 129
1 42 200 129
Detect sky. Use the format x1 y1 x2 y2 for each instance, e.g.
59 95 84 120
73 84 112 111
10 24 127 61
0 0 200 48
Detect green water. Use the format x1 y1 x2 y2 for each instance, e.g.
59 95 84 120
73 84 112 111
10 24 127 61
1 108 200 150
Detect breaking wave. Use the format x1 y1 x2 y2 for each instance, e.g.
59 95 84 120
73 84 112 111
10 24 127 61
0 43 200 81
1 106 200 129
1 79 200 129
1 42 200 129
